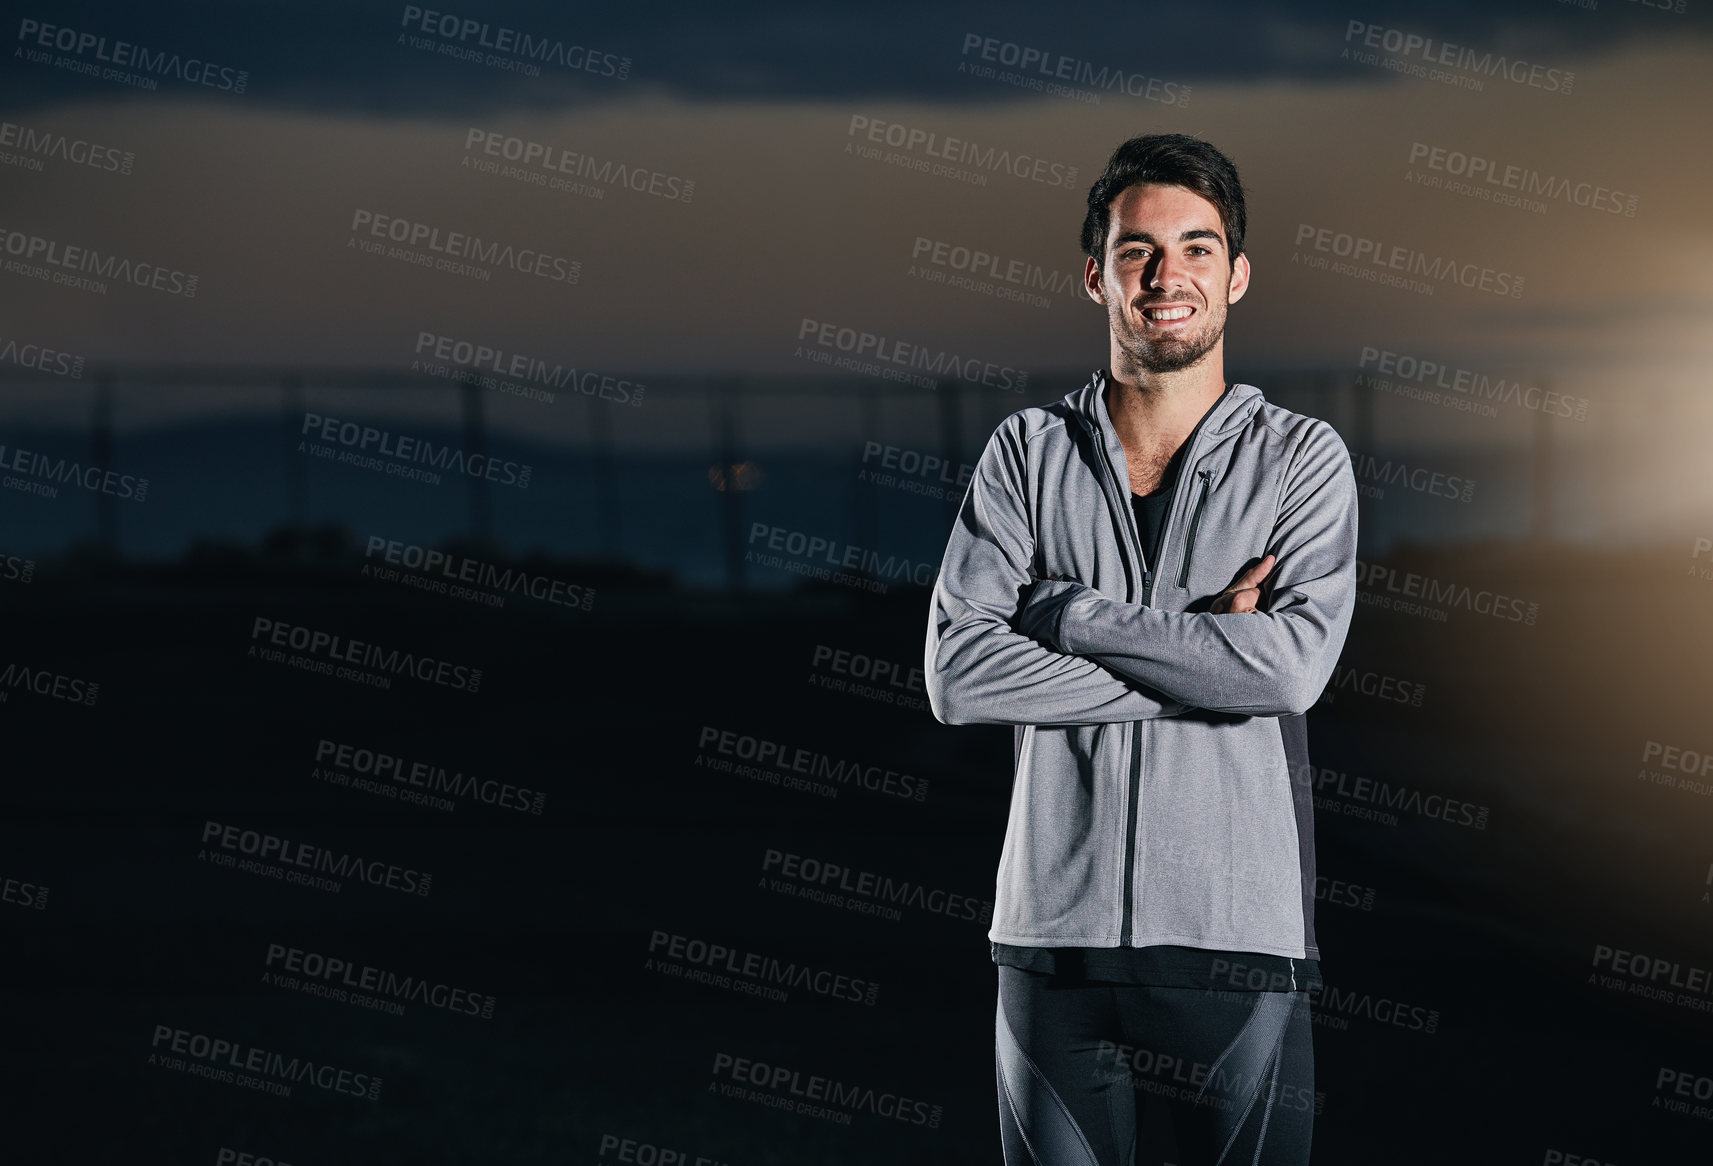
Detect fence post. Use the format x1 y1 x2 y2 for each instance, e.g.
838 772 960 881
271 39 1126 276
714 374 746 591
460 381 492 542
92 369 116 554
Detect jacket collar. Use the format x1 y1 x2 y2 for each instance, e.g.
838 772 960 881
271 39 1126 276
1067 368 1263 449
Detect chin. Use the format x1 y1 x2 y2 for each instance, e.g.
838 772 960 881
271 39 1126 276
1130 338 1216 374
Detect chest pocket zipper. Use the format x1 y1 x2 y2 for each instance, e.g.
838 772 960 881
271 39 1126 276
1176 469 1213 588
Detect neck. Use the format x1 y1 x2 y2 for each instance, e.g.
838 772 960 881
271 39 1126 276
1103 373 1228 451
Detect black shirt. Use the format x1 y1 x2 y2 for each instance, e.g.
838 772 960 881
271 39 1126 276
990 941 1320 991
992 407 1321 991
1132 441 1186 576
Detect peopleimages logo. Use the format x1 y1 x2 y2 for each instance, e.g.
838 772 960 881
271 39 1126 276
0 551 36 584
2 870 49 910
412 330 645 406
1655 1066 1713 1121
0 661 99 707
761 847 992 925
313 737 547 815
1348 449 1475 503
363 534 595 613
1406 141 1637 217
1691 538 1713 583
148 1024 381 1101
1298 761 1491 831
809 642 927 707
299 411 531 489
1342 20 1573 96
646 929 881 1006
695 725 929 803
0 441 148 502
1354 559 1540 625
15 18 250 93
1094 1038 1321 1113
908 235 1078 309
957 32 1190 107
844 115 1079 189
249 616 484 693
796 316 1028 393
1294 222 1524 298
747 521 940 589
263 942 497 1020
1305 981 1441 1034
462 128 692 202
200 820 433 897
710 1051 943 1128
596 1133 728 1166
1592 944 1713 998
396 5 630 80
0 225 198 296
216 1147 292 1166
1356 345 1590 422
0 332 85 378
1316 663 1426 708
0 116 136 176
347 210 580 286
1635 739 1713 798
857 441 973 506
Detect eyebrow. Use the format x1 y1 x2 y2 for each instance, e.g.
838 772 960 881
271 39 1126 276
1111 229 1224 249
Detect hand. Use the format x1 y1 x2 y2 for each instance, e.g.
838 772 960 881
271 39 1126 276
1210 554 1276 614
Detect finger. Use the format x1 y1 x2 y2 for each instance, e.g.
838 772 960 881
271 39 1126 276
1213 583 1259 613
1224 555 1270 593
1236 553 1276 587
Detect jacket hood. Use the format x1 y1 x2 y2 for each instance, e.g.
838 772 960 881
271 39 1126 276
1063 369 1265 445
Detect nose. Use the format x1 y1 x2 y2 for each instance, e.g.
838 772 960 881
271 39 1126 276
1147 249 1187 293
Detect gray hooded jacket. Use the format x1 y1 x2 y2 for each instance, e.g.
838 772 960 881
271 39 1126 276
924 370 1358 960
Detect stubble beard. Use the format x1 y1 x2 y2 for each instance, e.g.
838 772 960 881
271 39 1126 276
1108 276 1229 375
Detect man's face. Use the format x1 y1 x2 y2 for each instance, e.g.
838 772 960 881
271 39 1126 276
1086 182 1250 375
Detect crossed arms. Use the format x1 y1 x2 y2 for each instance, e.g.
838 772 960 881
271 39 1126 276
923 413 1358 726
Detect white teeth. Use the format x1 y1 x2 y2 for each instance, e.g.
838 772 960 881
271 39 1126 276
1144 306 1193 320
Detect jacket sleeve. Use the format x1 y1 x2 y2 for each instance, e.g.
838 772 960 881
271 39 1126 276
925 412 1190 727
1016 419 1358 717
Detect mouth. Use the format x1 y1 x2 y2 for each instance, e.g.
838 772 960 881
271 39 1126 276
1139 303 1196 329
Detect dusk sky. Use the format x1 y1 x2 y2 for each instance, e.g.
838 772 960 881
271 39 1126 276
4 1 1711 538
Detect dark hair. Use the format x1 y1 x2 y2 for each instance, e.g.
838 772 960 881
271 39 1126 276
1079 133 1247 272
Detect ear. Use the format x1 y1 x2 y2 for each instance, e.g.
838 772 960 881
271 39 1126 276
1083 256 1106 305
1226 252 1251 306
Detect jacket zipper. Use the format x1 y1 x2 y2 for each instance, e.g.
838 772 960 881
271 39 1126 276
1119 730 1143 944
1086 404 1149 946
1088 387 1215 946
1176 469 1214 589
1089 418 1147 602
1123 446 1199 943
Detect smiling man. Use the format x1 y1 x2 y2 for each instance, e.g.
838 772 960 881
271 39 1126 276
925 134 1359 1165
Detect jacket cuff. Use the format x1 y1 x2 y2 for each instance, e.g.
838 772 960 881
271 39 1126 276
1017 578 1088 651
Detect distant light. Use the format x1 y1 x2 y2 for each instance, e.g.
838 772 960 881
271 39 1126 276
708 462 764 491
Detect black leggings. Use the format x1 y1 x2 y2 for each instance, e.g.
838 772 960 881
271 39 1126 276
995 965 1315 1166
